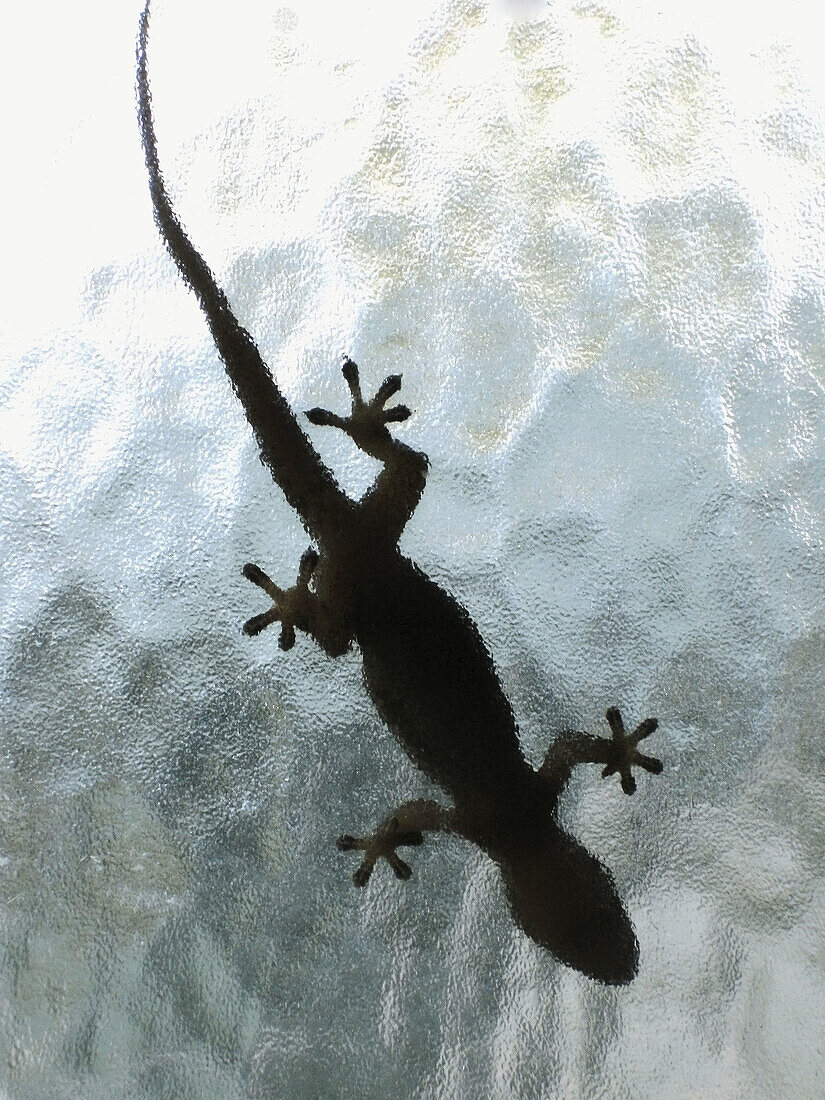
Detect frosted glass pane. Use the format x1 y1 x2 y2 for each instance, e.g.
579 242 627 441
2 0 825 1096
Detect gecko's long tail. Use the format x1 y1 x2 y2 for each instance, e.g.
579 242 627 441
136 1 348 542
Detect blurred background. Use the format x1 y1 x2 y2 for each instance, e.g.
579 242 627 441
1 0 824 1095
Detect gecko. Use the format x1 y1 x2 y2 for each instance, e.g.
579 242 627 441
136 1 662 985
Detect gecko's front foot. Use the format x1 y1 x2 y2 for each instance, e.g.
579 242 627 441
242 547 318 650
305 359 411 455
601 707 662 795
336 815 424 887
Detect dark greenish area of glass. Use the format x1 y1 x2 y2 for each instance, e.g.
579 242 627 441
1 1 824 1096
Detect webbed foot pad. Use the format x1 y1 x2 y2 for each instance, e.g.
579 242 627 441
601 707 662 795
242 547 318 649
305 359 411 443
336 815 424 887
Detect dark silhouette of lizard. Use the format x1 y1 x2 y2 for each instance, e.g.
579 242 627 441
136 1 662 984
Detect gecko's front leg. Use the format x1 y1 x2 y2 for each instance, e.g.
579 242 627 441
242 548 350 656
540 707 662 798
337 800 456 886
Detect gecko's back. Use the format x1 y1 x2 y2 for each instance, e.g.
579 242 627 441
354 549 534 814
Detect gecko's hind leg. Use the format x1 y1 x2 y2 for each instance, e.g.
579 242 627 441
337 800 455 886
242 548 350 655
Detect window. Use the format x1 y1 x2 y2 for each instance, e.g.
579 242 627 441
1 1 823 1095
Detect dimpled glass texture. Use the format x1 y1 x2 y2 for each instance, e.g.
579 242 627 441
2 0 825 1096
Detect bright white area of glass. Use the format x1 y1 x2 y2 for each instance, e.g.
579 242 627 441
1 1 824 1097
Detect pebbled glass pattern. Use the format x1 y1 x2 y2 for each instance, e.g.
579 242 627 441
1 0 824 1095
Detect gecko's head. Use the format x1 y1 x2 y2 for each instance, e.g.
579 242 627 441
499 829 639 985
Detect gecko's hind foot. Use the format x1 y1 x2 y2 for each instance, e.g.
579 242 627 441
242 547 318 650
336 816 424 887
305 359 412 445
601 707 662 795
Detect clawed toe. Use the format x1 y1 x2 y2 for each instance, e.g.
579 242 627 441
383 404 411 423
636 753 663 776
341 357 362 400
373 374 410 423
353 862 375 888
243 562 282 600
387 853 412 880
242 562 269 587
374 374 402 404
305 406 343 428
243 608 280 636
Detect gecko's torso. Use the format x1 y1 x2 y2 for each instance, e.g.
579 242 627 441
354 552 533 810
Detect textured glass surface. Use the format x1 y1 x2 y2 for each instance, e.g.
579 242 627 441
2 0 825 1095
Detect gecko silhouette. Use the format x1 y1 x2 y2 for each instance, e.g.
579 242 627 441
136 2 662 984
